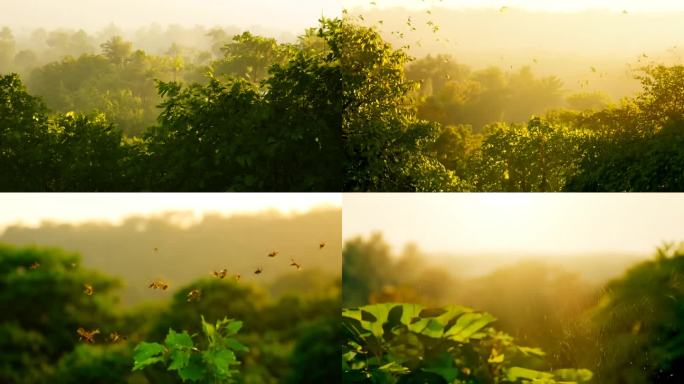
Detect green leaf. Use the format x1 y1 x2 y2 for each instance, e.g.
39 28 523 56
410 317 445 338
553 368 593 382
203 348 238 378
444 312 496 341
359 303 395 338
132 342 166 371
397 303 423 326
224 337 249 352
165 329 194 349
165 330 194 372
488 351 505 363
178 355 205 382
376 361 409 375
342 351 357 363
342 308 363 321
518 346 546 357
168 348 192 371
422 352 460 382
224 320 243 335
507 367 554 381
201 315 216 343
434 305 471 324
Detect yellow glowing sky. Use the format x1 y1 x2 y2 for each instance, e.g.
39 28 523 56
0 193 341 231
345 0 684 12
343 194 684 256
1 0 342 32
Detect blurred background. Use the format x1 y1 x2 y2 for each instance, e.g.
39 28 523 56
343 193 684 383
0 193 341 384
342 0 684 137
345 0 684 104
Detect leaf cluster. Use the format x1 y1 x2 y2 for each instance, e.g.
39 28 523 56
342 303 592 384
133 316 248 383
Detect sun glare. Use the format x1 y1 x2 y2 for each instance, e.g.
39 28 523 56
345 0 684 13
343 194 684 256
0 193 341 231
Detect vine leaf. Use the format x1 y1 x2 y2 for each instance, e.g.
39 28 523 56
132 342 166 371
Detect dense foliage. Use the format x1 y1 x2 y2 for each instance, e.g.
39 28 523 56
340 21 684 191
0 244 122 383
336 18 461 191
342 303 592 383
2 19 684 191
133 316 248 383
588 243 684 383
343 234 684 383
0 243 341 384
412 62 684 192
0 21 344 191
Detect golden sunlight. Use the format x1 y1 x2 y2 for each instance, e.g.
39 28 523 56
345 0 684 13
343 193 684 255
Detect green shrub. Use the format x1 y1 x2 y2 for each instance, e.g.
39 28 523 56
342 303 592 383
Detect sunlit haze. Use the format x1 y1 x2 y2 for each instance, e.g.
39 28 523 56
343 0 684 100
343 194 684 256
0 0 342 32
345 0 684 13
0 193 341 231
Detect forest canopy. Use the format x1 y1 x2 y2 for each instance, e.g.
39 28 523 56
1 21 344 191
2 14 684 191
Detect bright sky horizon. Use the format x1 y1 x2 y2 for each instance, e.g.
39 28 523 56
345 0 684 13
0 193 341 233
0 0 342 33
343 194 684 256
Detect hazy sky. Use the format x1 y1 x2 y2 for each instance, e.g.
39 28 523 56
346 0 684 13
0 0 342 32
343 194 684 256
0 193 341 231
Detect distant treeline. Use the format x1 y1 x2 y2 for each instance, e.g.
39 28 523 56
0 24 295 75
1 208 341 305
0 24 300 136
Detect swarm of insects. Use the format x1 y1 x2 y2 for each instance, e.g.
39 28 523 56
268 251 278 257
149 279 169 290
212 269 228 279
290 258 302 270
77 327 100 343
254 267 263 275
319 242 326 250
83 284 93 296
187 288 201 302
109 331 126 343
29 262 40 270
